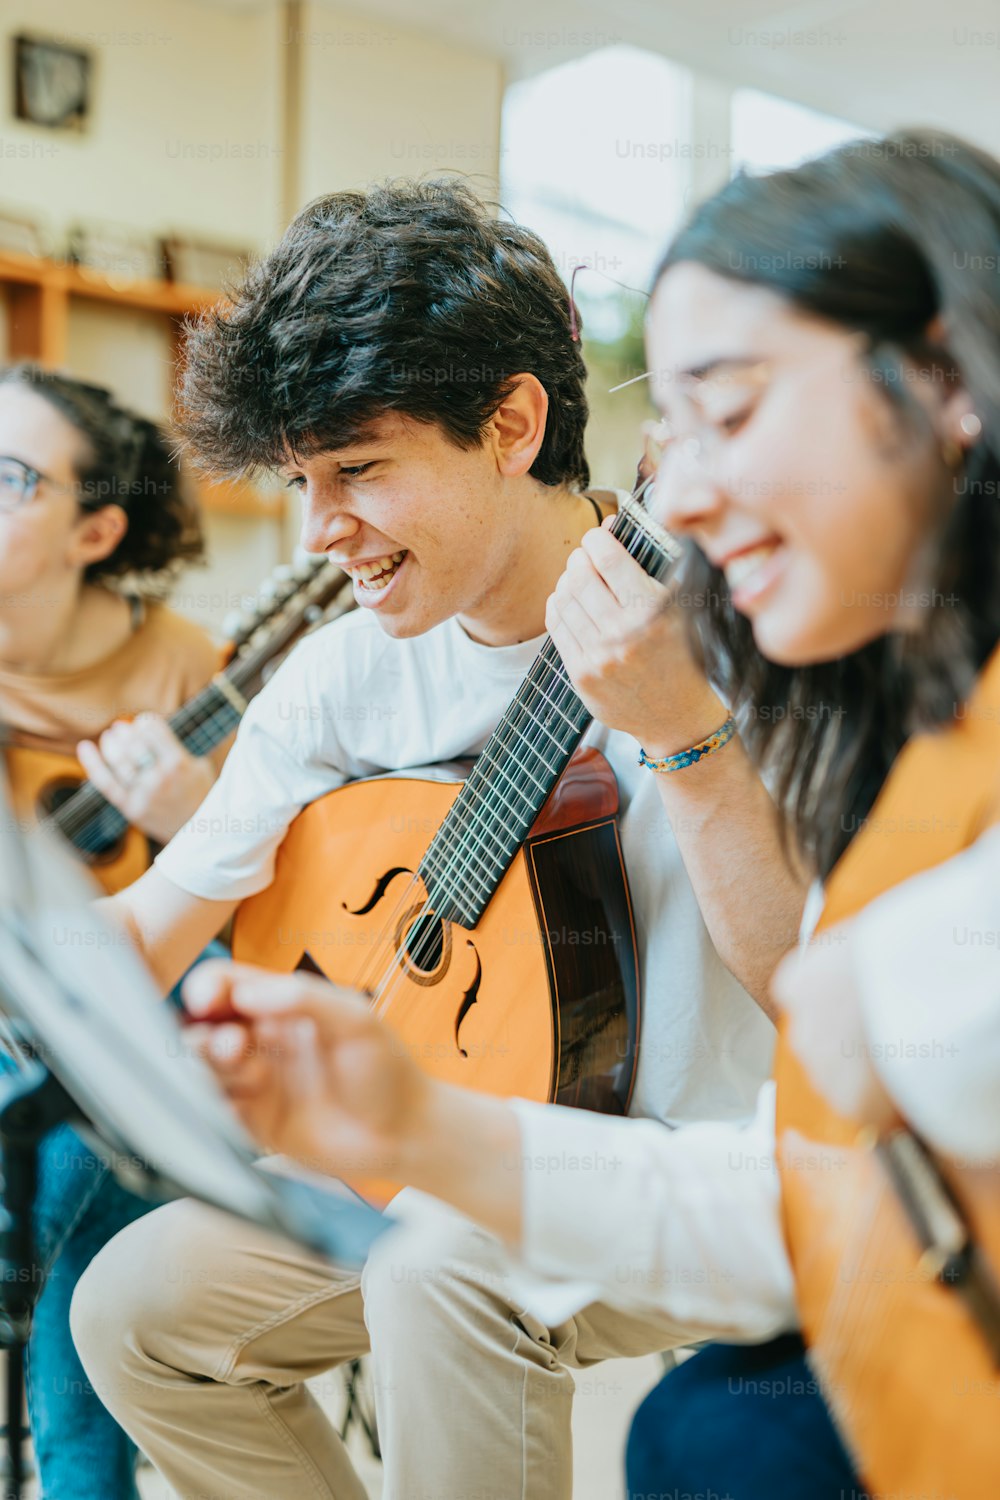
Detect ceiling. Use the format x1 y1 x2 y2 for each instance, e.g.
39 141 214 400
208 0 1000 150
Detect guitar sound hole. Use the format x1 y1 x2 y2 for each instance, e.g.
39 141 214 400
43 780 123 861
401 912 446 975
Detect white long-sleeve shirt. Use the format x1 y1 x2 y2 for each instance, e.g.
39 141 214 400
508 827 1000 1331
854 825 1000 1162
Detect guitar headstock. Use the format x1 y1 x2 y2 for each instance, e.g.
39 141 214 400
614 484 683 583
222 555 345 649
220 555 354 694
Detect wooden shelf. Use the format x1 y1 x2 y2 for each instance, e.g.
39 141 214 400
0 249 282 519
199 477 285 520
0 247 221 370
0 248 221 317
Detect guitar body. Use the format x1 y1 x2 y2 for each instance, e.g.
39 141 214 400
778 1080 1000 1500
233 747 640 1115
5 745 151 893
236 496 671 1205
2 564 354 895
776 645 1000 1499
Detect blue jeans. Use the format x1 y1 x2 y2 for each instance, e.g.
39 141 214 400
26 1124 157 1500
1 939 227 1499
626 1335 863 1500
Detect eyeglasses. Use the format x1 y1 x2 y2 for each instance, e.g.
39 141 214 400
0 456 80 513
640 360 773 478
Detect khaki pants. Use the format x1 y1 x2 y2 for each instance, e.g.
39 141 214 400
71 1185 692 1500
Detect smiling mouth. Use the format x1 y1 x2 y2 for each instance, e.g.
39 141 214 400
723 542 781 593
348 550 407 592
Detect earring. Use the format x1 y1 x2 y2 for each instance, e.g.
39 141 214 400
959 411 983 439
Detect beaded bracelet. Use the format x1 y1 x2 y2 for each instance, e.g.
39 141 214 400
638 715 736 774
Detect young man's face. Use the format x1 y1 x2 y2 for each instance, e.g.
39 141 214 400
283 413 529 640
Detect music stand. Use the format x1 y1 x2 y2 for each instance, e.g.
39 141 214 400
0 749 389 1498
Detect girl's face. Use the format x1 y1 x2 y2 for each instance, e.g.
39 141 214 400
646 264 949 666
0 386 124 613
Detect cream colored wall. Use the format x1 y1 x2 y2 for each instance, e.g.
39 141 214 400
0 0 290 636
0 0 283 252
0 0 504 633
295 1 504 209
64 301 175 416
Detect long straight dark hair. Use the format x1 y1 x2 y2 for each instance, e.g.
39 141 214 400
656 129 1000 878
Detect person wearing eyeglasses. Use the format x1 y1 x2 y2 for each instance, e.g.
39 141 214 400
68 180 802 1500
147 130 1000 1500
0 363 227 1500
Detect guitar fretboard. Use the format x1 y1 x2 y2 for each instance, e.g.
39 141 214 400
419 494 679 927
47 563 347 857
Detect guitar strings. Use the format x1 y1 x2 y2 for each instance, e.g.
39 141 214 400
349 647 583 1007
343 652 580 1005
816 1161 898 1428
347 664 571 999
354 496 669 1022
352 579 609 995
49 696 242 850
359 498 668 1003
413 500 667 919
820 1196 897 1465
48 664 250 845
415 492 667 916
44 574 337 849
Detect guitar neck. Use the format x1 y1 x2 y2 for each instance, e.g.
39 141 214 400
46 563 351 857
47 676 246 853
421 494 679 927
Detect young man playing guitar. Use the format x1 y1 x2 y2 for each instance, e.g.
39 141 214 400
174 134 1000 1500
75 181 804 1500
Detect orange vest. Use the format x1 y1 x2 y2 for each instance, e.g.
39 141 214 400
775 644 1000 1498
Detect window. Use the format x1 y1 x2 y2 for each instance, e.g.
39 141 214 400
502 45 692 342
731 89 870 172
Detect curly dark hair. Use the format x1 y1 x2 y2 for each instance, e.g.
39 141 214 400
176 178 590 489
1 364 205 596
657 128 1000 878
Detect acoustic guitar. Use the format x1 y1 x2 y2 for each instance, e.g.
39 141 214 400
234 491 679 1118
7 559 354 893
776 642 1000 1500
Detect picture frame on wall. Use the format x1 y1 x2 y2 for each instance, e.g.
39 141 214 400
13 33 92 132
0 210 46 259
66 221 166 284
161 236 252 292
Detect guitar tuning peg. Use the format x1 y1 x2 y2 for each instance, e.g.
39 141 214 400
222 609 254 639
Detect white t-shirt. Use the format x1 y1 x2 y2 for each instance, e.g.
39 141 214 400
158 605 775 1128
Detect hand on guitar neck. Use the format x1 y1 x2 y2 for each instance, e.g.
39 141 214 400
76 713 221 846
546 519 725 756
548 516 809 1014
